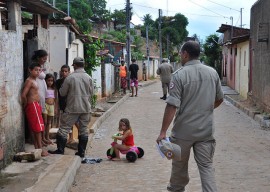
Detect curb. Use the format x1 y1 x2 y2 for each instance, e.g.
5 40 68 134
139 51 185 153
225 95 270 129
24 155 81 192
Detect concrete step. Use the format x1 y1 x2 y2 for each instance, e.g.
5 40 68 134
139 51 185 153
24 155 81 192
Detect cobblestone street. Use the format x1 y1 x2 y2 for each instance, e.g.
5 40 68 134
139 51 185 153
70 82 270 192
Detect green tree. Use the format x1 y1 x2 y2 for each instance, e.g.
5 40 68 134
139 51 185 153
88 0 110 22
84 38 104 75
143 14 154 26
140 14 157 40
110 9 126 30
158 14 188 61
49 0 93 32
203 34 222 77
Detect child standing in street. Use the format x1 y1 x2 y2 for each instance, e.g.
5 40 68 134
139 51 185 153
111 118 135 161
142 62 147 81
56 65 78 143
21 63 48 156
43 73 57 144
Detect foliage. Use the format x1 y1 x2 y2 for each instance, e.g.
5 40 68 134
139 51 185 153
107 30 126 43
142 14 154 27
162 14 188 51
90 79 100 109
140 14 157 40
110 9 126 30
48 0 93 32
84 38 104 75
22 12 32 19
203 34 222 77
89 0 110 22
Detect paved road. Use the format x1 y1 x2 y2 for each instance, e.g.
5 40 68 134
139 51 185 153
70 82 270 192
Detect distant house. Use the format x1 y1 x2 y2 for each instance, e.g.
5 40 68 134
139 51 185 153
216 24 250 99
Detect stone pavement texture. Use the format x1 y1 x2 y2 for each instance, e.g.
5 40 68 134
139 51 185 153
70 83 270 192
1 81 270 192
0 79 157 192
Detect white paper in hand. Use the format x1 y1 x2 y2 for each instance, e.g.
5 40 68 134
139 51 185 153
156 143 165 158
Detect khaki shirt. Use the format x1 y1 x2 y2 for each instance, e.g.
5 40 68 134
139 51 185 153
60 68 93 113
166 60 224 141
156 63 174 83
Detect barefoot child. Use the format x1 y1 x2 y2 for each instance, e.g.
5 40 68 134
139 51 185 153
43 73 58 144
21 63 48 156
111 118 135 161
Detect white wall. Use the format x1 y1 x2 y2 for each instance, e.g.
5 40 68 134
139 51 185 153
69 39 84 69
49 25 84 76
49 25 68 75
92 65 102 99
105 64 114 96
235 41 249 99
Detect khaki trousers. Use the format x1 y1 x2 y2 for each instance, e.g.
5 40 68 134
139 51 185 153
168 137 217 192
162 82 170 95
58 112 90 139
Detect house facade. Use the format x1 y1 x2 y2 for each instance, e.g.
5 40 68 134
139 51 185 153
217 24 250 99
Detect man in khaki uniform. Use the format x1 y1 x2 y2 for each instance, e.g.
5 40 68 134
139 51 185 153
157 41 224 192
49 57 93 158
156 59 174 100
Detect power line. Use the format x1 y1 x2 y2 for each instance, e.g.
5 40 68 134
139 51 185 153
188 0 229 19
205 0 240 12
132 3 226 19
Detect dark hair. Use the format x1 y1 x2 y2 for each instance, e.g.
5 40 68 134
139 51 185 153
180 41 200 59
31 49 48 61
119 118 131 130
45 73 55 89
61 65 70 71
29 63 41 70
131 58 136 62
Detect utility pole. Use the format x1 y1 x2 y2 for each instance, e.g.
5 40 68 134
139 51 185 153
158 9 162 66
126 0 131 89
146 25 150 79
240 8 243 28
166 33 169 60
53 0 55 17
67 0 70 16
230 16 233 39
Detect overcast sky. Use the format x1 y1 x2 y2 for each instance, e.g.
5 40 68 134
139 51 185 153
106 0 256 41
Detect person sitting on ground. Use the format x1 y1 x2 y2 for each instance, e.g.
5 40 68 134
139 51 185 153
111 118 135 161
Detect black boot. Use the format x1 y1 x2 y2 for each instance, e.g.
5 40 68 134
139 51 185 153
75 135 88 158
160 94 167 100
48 134 67 155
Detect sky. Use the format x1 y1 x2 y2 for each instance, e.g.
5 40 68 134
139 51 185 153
106 0 257 41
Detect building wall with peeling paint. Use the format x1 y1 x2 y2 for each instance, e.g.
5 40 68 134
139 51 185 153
0 27 25 169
